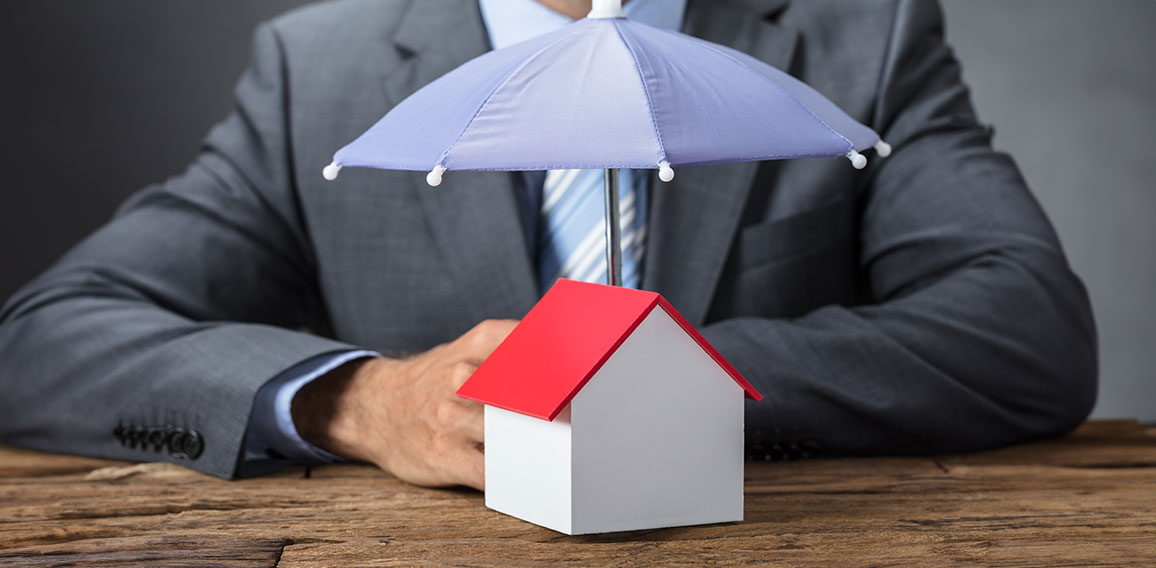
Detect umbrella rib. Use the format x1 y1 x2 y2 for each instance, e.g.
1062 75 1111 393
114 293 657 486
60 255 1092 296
435 28 582 170
685 38 856 154
610 19 669 167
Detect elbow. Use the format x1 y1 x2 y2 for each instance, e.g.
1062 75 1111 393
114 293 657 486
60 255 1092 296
1010 249 1100 440
1037 362 1096 439
1047 342 1098 436
1021 312 1099 440
1045 273 1100 436
985 335 1096 449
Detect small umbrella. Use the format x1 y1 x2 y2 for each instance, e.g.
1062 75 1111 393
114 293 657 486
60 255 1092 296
323 0 890 286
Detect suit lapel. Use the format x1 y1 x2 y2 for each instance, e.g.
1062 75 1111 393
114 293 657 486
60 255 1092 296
643 0 798 325
387 1 492 106
416 171 540 320
390 0 539 320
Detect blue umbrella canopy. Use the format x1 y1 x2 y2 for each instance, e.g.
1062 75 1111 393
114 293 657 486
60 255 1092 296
323 0 890 186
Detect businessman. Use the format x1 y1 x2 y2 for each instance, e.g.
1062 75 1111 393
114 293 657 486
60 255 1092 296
0 0 1097 490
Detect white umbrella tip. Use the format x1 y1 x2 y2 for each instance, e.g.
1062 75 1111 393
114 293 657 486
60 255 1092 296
426 165 447 187
874 140 893 158
322 162 342 181
847 151 868 170
658 161 675 183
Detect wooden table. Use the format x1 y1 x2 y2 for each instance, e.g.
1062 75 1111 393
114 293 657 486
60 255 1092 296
1 420 1154 566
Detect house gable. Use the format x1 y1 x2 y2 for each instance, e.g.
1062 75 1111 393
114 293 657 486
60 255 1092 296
569 307 745 533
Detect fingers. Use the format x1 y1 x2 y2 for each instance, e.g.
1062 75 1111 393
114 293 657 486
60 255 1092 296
446 443 485 491
426 406 484 490
435 396 484 444
434 398 484 489
370 320 509 493
461 401 484 444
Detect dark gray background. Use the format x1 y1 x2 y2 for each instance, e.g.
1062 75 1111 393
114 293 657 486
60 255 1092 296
1 1 1152 421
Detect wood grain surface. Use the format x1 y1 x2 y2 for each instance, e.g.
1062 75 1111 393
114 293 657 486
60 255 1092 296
1 420 1153 566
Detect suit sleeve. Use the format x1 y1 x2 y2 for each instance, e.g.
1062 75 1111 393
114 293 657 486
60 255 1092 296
702 0 1097 457
0 23 360 478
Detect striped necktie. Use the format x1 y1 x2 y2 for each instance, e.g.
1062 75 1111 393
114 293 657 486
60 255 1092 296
537 169 646 292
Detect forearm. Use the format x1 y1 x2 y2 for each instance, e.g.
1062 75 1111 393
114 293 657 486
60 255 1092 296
703 243 1096 457
0 282 357 478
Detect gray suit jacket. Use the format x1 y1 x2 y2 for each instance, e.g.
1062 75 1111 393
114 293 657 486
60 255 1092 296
0 0 1097 479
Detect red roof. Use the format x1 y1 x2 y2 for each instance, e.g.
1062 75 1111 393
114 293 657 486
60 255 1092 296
457 279 762 421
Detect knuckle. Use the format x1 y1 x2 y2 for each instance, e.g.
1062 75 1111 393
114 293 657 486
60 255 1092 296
450 361 476 386
475 319 498 334
470 322 493 345
471 319 506 347
434 400 458 427
466 319 488 337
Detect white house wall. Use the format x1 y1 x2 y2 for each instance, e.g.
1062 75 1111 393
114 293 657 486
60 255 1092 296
484 404 573 534
569 307 745 534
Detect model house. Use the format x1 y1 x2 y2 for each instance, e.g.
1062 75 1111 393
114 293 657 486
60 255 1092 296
457 279 762 535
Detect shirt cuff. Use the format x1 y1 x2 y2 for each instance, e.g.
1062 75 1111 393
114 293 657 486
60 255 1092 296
244 349 379 465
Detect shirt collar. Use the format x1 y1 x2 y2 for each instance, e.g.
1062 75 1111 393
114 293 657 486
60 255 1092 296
479 0 687 50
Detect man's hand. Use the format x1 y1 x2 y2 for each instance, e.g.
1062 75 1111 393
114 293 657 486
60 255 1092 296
292 319 518 490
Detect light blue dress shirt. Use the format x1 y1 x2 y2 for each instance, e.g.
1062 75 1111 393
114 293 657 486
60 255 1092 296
242 0 688 470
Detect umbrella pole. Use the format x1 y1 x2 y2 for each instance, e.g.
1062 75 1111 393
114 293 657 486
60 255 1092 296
602 168 623 287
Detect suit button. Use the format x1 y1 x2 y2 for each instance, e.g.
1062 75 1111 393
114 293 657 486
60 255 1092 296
170 430 204 460
147 428 168 452
125 425 147 449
